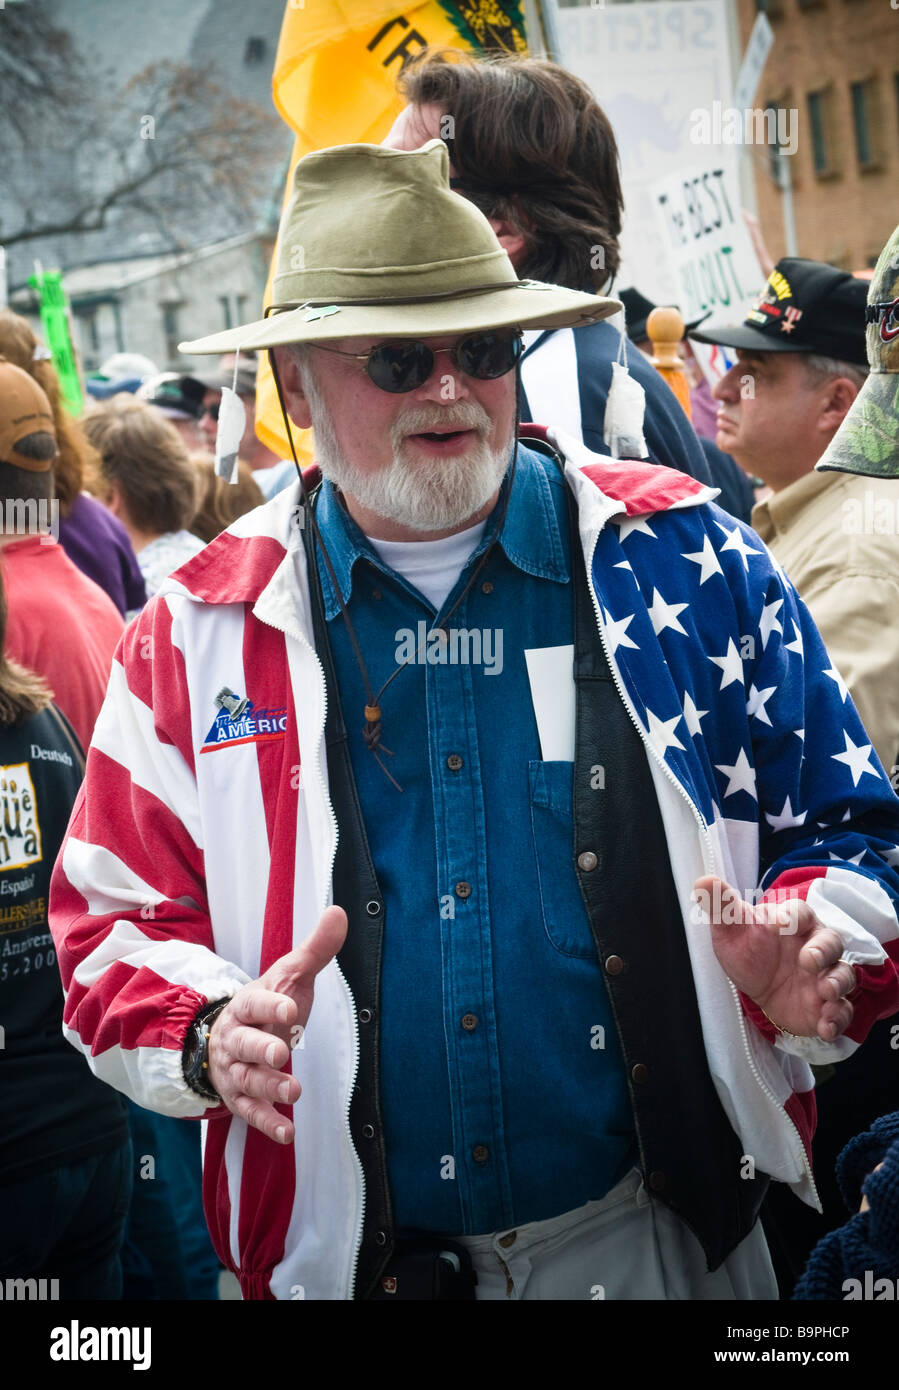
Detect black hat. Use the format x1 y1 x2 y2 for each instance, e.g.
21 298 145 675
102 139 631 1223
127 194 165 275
192 361 258 398
619 288 711 345
689 258 868 366
136 372 207 419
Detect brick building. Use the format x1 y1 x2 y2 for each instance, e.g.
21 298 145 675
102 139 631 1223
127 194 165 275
738 0 899 270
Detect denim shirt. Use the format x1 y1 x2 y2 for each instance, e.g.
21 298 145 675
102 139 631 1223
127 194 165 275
315 446 635 1235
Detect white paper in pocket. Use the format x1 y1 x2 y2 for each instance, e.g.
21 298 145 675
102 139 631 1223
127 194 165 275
524 645 576 761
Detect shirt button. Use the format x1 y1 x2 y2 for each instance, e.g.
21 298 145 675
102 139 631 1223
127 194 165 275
498 1231 517 1249
461 1013 478 1032
446 753 463 772
361 1124 375 1139
481 580 494 594
631 1063 649 1085
577 850 598 872
372 589 382 601
455 881 472 899
604 955 624 976
472 1144 490 1164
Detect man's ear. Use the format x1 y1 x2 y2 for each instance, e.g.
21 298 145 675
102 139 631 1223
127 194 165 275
487 216 530 269
817 376 861 436
270 346 313 430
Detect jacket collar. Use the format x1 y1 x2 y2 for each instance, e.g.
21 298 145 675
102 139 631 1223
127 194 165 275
158 431 718 613
311 444 570 621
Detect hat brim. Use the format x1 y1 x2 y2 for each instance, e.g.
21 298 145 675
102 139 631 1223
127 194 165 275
816 371 899 479
179 282 622 356
688 321 811 354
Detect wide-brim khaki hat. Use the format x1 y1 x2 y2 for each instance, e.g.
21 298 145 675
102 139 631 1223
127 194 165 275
179 140 621 356
816 222 899 480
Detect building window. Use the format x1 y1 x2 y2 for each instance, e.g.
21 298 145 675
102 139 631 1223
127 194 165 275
235 295 248 322
807 88 837 177
244 37 266 64
75 309 100 371
850 78 882 170
161 302 182 365
219 296 232 330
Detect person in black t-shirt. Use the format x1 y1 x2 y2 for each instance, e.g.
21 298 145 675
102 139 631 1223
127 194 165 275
0 566 131 1299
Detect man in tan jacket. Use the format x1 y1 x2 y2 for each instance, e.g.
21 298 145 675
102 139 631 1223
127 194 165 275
691 258 898 779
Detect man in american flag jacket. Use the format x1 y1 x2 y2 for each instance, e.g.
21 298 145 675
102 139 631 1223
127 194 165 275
48 141 899 1301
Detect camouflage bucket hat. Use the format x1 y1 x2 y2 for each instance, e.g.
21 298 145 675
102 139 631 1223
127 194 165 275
816 223 899 479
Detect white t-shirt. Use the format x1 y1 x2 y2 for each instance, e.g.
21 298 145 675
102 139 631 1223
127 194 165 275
367 519 487 612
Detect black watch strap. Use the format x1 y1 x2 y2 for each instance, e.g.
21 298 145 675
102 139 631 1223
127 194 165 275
182 997 230 1101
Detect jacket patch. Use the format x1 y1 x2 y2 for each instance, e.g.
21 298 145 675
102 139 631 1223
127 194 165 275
201 688 288 754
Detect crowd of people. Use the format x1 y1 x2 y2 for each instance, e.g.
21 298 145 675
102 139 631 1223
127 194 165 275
0 49 896 1305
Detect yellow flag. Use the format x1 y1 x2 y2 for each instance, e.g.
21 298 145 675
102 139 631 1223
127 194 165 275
256 0 527 463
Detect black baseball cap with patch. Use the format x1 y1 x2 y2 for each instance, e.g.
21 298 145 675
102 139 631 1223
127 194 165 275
689 258 868 366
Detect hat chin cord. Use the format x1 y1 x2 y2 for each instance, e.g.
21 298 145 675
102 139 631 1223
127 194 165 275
269 348 521 791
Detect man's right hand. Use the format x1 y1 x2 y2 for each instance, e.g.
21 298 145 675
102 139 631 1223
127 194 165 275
206 905 348 1145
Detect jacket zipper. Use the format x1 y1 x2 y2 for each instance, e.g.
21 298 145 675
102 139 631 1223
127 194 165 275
584 515 819 1204
256 594 366 1299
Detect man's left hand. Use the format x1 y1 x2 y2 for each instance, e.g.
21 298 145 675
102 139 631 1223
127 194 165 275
694 875 857 1042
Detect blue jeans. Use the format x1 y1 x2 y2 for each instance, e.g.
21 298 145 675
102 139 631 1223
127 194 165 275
0 1140 132 1299
122 1101 220 1300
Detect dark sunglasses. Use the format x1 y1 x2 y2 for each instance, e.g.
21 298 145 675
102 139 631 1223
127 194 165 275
199 402 220 422
308 331 523 394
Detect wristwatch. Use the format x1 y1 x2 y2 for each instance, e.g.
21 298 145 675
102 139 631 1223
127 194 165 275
182 998 230 1101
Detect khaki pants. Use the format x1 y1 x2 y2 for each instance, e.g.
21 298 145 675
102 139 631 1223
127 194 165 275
453 1168 778 1301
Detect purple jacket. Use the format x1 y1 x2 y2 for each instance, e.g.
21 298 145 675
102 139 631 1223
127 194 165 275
58 494 147 617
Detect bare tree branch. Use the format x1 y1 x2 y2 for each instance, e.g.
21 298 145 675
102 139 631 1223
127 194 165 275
1 29 284 255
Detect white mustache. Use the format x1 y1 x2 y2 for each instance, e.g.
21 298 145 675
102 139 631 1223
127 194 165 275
391 401 491 444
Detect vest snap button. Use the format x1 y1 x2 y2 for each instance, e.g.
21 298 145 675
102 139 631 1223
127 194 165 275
577 850 598 872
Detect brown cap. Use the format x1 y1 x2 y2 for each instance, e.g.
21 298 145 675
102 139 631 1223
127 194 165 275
0 360 57 471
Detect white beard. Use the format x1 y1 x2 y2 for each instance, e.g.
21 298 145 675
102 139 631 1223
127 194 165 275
302 363 514 532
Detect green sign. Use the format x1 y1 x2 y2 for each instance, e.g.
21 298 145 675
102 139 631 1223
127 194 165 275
27 269 83 415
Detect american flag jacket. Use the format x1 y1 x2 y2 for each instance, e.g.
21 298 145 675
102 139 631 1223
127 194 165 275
48 434 899 1300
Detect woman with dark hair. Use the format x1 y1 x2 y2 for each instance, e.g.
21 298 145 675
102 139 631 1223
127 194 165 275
385 50 712 485
0 309 146 617
0 570 131 1298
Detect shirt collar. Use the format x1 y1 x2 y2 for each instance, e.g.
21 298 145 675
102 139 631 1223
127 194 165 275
752 467 840 541
313 444 569 620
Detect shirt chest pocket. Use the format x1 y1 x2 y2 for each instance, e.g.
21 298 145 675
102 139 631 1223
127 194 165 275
528 759 599 960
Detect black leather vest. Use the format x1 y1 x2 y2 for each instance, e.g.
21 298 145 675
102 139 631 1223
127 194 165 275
302 452 768 1300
